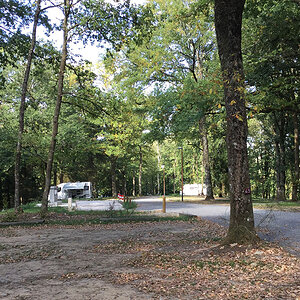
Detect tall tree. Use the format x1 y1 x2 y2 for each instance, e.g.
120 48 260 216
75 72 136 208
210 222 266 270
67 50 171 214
14 0 42 212
41 0 70 213
214 0 256 243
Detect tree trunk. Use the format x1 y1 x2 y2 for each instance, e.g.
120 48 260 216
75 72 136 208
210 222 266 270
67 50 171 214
132 175 136 196
199 117 214 200
139 145 142 196
157 143 160 194
122 167 126 195
41 1 70 214
53 163 57 186
59 173 64 184
14 0 41 212
273 112 286 201
173 162 176 194
192 153 196 183
214 0 256 243
292 113 299 201
111 156 117 197
200 165 204 196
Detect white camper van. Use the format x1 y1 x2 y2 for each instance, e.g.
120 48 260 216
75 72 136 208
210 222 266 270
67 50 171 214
57 182 92 200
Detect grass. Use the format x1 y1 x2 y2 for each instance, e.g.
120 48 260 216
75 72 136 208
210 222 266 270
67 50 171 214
1 195 299 223
0 202 67 215
166 195 300 208
0 199 194 227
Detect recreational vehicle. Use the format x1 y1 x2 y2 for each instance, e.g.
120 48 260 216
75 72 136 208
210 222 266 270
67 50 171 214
57 182 92 199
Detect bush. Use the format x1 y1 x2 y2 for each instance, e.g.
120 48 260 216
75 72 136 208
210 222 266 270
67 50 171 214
2 211 18 222
121 200 137 216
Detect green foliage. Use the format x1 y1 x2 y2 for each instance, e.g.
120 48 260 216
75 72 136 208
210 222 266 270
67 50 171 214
0 0 298 209
1 211 18 222
243 0 299 110
121 200 138 216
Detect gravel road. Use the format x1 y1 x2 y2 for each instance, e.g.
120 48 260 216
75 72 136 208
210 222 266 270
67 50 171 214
136 197 300 255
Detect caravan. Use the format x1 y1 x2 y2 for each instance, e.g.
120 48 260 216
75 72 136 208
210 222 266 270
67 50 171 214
57 182 92 199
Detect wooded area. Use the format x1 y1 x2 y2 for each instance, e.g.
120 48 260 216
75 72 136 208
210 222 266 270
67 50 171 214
0 0 299 242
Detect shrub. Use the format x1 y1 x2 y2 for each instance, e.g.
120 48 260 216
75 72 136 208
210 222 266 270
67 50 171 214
121 200 137 216
2 211 18 222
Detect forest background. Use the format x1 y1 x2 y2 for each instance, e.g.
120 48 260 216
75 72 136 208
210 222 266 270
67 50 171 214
0 0 299 213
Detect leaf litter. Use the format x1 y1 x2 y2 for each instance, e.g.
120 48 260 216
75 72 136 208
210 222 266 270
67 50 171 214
0 216 299 299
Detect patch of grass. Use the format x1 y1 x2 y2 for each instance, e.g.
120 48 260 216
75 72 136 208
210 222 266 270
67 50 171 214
0 202 67 215
168 195 300 208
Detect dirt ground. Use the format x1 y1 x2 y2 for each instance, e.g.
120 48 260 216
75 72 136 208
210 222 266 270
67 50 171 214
0 217 299 300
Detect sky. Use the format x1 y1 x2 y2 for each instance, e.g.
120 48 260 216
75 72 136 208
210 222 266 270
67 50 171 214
44 0 147 65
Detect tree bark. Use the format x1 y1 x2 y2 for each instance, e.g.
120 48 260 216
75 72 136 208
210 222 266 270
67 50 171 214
138 145 142 196
292 113 299 201
199 117 214 200
214 0 256 243
14 0 41 212
41 0 70 213
111 156 117 197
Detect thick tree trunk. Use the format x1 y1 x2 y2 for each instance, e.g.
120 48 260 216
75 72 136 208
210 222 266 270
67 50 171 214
14 0 41 212
199 117 214 200
111 156 117 197
214 0 256 243
273 113 286 201
139 145 142 196
292 113 299 201
41 1 69 214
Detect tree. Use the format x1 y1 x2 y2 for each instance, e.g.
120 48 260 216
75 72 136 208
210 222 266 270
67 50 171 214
214 0 257 243
109 0 218 199
14 0 42 212
243 0 300 201
41 0 70 213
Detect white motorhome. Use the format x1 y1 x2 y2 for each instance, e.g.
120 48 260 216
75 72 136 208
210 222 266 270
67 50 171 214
181 184 207 196
57 182 92 199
